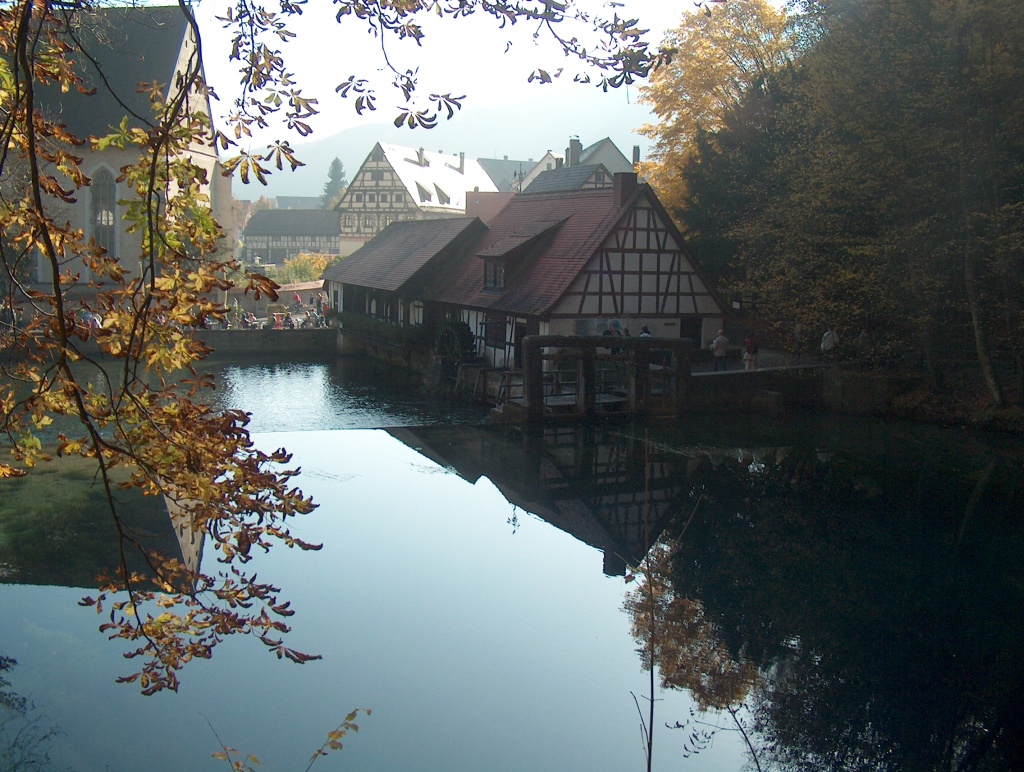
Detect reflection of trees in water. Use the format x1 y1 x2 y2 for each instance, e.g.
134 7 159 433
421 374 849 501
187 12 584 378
625 542 759 712
0 656 69 771
627 440 1024 770
388 421 1023 767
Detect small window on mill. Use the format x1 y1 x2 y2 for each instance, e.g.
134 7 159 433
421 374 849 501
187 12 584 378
484 259 505 291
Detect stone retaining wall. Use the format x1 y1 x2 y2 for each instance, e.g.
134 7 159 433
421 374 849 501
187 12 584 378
685 366 822 416
685 366 924 417
821 369 923 416
338 330 435 372
198 327 338 356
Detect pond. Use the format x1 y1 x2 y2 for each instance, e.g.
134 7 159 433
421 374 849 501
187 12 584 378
1 356 1022 770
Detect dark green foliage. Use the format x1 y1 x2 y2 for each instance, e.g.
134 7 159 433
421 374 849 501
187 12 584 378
675 0 1024 402
653 424 1024 770
320 157 347 209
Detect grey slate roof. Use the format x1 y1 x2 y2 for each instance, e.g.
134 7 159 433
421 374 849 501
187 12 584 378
477 157 533 192
521 165 611 195
245 210 341 238
277 196 324 210
35 5 188 139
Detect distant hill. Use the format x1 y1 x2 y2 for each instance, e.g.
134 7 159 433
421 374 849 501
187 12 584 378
229 98 652 202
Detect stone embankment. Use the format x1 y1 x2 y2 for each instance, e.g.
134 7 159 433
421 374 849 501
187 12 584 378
197 327 338 357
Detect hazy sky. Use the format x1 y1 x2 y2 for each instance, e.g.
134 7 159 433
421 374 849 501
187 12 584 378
196 0 688 197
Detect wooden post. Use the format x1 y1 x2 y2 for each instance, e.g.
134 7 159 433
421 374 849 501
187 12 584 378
581 342 596 417
523 336 544 424
635 341 650 414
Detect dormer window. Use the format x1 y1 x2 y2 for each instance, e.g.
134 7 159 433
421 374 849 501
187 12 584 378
416 182 432 202
434 185 451 205
484 259 505 291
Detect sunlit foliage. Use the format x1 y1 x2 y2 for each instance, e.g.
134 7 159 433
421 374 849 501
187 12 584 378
272 252 332 285
637 0 793 216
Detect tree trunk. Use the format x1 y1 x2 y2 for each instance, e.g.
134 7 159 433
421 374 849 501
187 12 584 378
952 2 1005 408
919 316 940 392
963 247 1005 406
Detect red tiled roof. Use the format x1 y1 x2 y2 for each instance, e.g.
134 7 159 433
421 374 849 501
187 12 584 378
322 217 482 292
475 218 566 258
424 186 635 316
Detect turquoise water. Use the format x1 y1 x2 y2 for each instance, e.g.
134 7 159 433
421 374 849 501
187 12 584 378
1 357 1021 770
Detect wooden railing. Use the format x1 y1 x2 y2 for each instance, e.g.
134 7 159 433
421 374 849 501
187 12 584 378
515 335 693 423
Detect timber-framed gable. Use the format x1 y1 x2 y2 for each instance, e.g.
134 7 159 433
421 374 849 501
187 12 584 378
334 142 498 256
551 190 719 327
336 144 417 244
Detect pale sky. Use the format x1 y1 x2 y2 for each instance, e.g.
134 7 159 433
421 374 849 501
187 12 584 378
191 1 734 197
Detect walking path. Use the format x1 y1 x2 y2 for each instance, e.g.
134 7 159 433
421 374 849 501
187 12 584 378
690 348 816 374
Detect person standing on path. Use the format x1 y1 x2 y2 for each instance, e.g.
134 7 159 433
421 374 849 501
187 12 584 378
820 327 838 360
744 333 760 371
711 330 730 371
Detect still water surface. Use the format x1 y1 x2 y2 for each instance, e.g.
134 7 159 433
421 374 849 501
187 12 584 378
1 356 1021 770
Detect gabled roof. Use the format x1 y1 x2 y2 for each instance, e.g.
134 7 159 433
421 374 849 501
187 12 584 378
245 209 340 238
476 218 567 258
35 6 188 139
277 196 323 210
477 157 533 192
323 218 484 292
580 138 635 173
522 165 612 195
425 185 641 316
377 144 498 214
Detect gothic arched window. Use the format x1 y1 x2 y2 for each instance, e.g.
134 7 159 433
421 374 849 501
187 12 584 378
91 168 117 255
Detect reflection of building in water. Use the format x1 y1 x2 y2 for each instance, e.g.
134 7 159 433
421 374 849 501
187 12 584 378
0 457 197 587
163 496 205 575
386 425 709 575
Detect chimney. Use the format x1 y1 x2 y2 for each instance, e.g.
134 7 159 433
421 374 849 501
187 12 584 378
447 151 466 174
555 157 563 169
416 147 428 167
613 172 638 206
632 145 641 166
567 136 582 167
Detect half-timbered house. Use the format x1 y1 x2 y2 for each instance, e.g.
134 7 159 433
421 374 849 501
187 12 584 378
241 209 342 264
333 143 498 256
428 171 724 368
323 171 725 370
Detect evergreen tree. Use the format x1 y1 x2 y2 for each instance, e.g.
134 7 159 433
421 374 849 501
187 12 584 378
321 157 348 209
